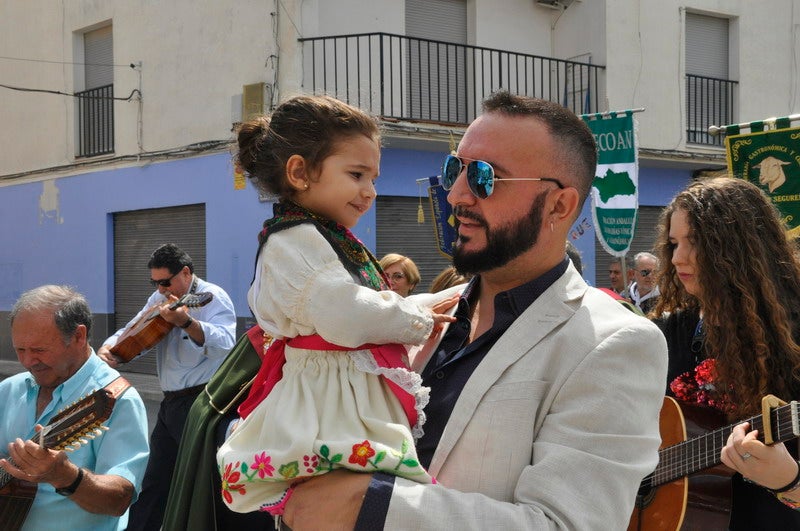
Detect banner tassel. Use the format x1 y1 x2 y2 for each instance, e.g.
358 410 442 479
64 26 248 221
417 180 426 223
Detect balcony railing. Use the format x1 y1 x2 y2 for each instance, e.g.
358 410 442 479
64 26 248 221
686 74 737 147
76 84 114 157
299 33 605 126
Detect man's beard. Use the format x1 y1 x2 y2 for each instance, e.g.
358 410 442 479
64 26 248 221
452 191 547 274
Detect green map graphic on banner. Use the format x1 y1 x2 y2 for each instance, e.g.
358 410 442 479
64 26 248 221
726 126 800 239
582 111 638 256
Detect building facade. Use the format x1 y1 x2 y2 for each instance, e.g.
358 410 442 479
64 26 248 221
1 0 798 370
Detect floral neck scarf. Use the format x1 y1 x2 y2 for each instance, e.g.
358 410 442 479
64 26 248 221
256 201 388 290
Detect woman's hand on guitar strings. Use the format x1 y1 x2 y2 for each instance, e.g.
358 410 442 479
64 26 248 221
721 422 798 490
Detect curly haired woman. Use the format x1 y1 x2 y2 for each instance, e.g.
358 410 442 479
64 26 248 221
652 176 800 528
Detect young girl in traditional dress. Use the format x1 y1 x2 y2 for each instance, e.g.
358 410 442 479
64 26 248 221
216 95 457 517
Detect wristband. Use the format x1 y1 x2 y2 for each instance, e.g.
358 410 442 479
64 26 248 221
55 467 84 496
769 459 800 494
180 316 194 329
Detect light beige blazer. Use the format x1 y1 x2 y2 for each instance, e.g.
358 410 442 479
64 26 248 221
389 265 668 530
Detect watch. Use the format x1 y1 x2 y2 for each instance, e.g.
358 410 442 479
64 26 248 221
55 466 84 496
180 316 194 329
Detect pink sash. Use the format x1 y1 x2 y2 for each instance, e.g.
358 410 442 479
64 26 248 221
237 335 418 429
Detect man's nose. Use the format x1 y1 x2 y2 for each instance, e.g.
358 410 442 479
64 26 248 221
447 164 475 207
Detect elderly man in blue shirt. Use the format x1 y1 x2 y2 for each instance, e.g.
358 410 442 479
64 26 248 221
0 285 149 531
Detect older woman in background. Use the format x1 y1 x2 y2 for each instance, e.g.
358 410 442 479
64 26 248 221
379 253 420 296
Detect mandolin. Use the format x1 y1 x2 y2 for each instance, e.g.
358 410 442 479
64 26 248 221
0 388 116 531
628 395 800 530
109 292 213 363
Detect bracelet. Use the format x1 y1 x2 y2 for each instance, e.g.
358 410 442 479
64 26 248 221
179 316 194 329
776 491 800 510
769 459 800 494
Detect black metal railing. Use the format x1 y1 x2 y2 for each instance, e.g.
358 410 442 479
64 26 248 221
76 84 114 157
686 74 737 147
299 33 605 125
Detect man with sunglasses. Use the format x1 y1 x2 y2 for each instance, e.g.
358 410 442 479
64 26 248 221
630 252 660 314
281 91 667 530
98 243 236 531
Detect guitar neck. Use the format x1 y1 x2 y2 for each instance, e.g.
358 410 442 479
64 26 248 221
649 402 800 487
0 463 13 489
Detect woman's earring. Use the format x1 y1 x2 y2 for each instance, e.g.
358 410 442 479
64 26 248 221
303 183 309 190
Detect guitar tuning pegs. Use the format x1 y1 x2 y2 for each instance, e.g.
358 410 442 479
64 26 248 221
100 426 109 431
72 441 82 449
64 446 75 452
94 428 104 436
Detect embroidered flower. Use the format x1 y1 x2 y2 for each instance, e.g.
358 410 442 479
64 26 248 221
349 440 376 467
251 452 275 479
221 462 246 504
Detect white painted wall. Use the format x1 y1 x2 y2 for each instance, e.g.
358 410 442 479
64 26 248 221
1 0 274 175
3 0 799 177
602 0 800 152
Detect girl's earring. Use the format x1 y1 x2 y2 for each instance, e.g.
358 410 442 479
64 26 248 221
303 183 309 190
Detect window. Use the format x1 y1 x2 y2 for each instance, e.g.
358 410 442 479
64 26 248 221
77 25 114 157
685 13 737 146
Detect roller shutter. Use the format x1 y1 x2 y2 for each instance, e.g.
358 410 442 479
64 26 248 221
376 196 453 293
405 0 468 123
84 25 113 89
112 204 206 375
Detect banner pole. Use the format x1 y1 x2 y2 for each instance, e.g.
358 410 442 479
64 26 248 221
709 114 800 136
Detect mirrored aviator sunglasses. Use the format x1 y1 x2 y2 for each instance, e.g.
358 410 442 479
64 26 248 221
441 154 564 199
442 154 496 198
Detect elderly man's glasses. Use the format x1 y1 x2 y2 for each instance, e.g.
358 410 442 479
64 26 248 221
150 271 178 288
442 155 564 199
638 269 653 277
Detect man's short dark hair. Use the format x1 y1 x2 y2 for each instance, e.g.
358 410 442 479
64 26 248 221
482 90 597 207
148 243 194 274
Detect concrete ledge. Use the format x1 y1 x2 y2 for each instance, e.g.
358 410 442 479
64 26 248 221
0 360 164 402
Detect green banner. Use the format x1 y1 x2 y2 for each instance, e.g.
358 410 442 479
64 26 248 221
582 111 639 256
726 126 800 238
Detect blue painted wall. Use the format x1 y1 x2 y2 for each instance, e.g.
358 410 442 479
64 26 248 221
0 149 693 314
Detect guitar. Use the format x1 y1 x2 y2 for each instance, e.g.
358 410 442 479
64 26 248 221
110 292 214 363
0 388 115 531
628 395 800 531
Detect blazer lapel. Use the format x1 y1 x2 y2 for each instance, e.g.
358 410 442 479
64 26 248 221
428 268 585 475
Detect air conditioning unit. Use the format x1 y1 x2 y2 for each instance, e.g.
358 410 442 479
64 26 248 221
537 0 561 8
536 0 576 9
241 82 265 121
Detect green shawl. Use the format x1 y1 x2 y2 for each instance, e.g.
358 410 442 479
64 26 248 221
161 326 267 530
